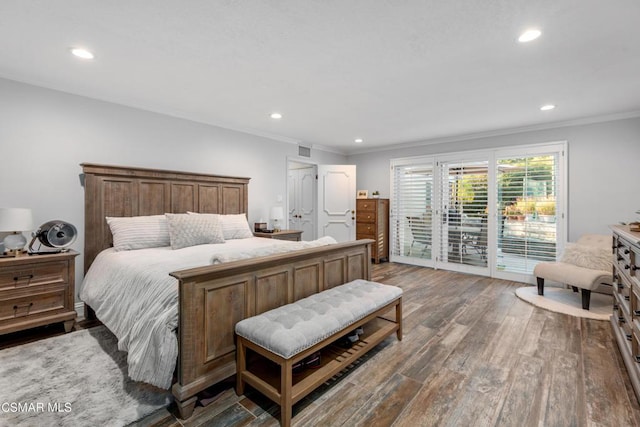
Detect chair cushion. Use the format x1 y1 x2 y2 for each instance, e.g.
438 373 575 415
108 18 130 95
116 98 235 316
235 279 402 359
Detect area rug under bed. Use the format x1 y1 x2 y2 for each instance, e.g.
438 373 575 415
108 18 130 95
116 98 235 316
0 325 172 426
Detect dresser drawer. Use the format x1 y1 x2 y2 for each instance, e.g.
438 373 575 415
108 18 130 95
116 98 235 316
356 200 377 212
0 286 66 322
357 223 377 237
356 211 377 223
0 260 69 292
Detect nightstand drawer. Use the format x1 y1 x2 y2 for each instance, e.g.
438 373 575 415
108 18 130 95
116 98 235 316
0 260 68 291
0 287 66 322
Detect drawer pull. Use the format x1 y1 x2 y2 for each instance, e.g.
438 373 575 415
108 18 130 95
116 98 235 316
618 283 624 290
618 256 624 261
633 265 638 272
13 274 34 282
625 249 630 254
614 304 619 310
625 295 630 301
627 333 633 341
13 302 34 310
625 265 631 270
634 310 640 316
636 355 640 363
619 316 626 323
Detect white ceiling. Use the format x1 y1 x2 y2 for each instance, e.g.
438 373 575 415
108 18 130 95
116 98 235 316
1 1 639 154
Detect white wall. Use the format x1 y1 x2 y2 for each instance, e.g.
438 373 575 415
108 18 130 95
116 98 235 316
0 78 346 290
348 116 640 241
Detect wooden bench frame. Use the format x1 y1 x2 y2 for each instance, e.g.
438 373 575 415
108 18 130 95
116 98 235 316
236 296 402 427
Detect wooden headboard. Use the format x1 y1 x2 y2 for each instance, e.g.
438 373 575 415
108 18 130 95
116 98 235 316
81 163 250 273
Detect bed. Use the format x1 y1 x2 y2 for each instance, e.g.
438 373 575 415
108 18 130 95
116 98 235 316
80 163 373 418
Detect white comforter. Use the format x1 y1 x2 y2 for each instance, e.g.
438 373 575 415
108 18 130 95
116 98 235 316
80 237 335 389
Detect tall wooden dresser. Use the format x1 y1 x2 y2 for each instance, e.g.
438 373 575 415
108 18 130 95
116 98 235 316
356 198 389 264
611 225 640 402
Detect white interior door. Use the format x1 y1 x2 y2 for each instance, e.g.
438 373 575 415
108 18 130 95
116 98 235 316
317 165 356 242
288 166 316 240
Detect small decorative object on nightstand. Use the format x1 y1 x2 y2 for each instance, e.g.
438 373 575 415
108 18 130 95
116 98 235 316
254 230 303 241
0 250 79 335
0 208 34 257
271 206 284 232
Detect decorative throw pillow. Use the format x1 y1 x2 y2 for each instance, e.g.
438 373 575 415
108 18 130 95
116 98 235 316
219 214 254 239
165 213 225 249
560 242 612 272
106 215 170 251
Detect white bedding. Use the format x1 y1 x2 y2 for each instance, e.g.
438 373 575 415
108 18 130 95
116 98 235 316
79 237 335 389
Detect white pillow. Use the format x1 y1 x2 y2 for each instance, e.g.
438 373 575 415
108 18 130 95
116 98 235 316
106 215 170 251
560 242 612 272
165 213 225 249
219 214 254 239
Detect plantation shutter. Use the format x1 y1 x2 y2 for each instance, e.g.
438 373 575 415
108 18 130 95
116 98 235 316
391 161 434 261
437 159 489 267
496 153 559 274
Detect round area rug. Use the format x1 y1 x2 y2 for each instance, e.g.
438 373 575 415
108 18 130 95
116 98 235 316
515 286 612 320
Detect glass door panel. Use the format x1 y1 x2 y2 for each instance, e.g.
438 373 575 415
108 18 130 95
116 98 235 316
437 159 489 271
391 161 434 266
496 154 559 276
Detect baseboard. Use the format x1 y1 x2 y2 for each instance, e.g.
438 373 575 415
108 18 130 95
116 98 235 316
75 302 85 321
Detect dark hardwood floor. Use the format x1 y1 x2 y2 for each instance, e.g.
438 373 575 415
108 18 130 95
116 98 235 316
3 263 640 426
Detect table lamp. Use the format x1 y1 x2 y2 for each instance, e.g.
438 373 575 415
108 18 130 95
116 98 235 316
0 208 34 256
271 206 284 232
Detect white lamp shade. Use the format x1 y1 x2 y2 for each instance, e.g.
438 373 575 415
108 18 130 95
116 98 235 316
271 206 284 220
0 208 34 232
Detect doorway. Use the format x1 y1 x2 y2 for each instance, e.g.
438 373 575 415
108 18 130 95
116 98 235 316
286 159 357 242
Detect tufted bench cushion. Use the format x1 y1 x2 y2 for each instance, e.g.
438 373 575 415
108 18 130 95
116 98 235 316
235 279 402 359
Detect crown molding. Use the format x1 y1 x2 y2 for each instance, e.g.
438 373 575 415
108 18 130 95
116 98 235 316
345 110 640 156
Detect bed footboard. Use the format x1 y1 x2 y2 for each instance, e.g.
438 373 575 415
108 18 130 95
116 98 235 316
169 239 372 418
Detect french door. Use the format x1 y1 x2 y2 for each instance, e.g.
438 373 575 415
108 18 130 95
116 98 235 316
436 155 490 275
390 142 566 282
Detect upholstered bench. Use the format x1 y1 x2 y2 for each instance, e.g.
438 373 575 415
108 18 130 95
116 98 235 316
235 279 403 427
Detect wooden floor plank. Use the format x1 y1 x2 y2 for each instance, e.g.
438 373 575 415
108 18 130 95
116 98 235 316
345 373 422 427
492 354 545 427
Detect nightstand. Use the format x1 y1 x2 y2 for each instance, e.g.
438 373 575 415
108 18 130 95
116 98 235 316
0 251 78 335
253 230 303 241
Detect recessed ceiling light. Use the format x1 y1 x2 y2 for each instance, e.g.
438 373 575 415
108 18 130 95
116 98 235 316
270 112 282 119
540 104 556 111
70 48 95 59
354 138 363 143
518 29 542 43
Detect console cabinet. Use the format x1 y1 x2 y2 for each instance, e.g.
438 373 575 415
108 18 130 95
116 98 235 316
611 225 640 402
356 198 389 264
